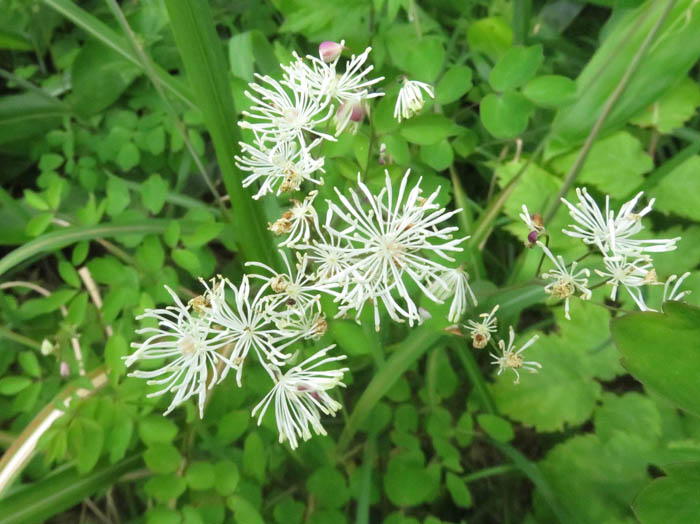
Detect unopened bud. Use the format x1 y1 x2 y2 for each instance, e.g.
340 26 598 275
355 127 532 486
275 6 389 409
60 361 70 377
526 231 538 247
531 213 544 230
319 41 345 63
41 338 55 356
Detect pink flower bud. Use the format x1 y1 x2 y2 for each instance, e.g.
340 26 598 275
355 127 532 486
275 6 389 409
60 361 70 377
527 231 538 246
319 41 344 63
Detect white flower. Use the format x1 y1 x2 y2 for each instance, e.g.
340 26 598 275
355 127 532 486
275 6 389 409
537 241 591 320
206 275 294 385
325 169 466 330
490 326 541 385
663 272 692 302
126 286 236 417
283 47 384 106
427 265 477 322
251 346 348 450
246 251 333 312
235 137 325 199
298 232 357 281
240 73 335 147
394 78 434 122
273 309 328 341
465 305 499 349
268 191 322 248
561 188 679 256
595 255 653 310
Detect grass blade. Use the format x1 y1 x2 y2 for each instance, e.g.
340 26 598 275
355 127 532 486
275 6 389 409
164 0 277 267
0 221 176 277
42 0 194 108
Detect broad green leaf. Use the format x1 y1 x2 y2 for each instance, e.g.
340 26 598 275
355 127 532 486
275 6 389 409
273 498 305 524
116 142 140 171
445 472 472 508
145 474 187 501
68 418 104 474
549 0 700 149
18 352 41 378
631 77 700 133
480 91 533 139
106 176 131 216
466 17 512 60
551 131 652 198
25 213 54 237
227 495 264 524
477 414 514 442
306 467 350 509
383 456 437 507
633 462 700 523
146 506 181 524
213 460 240 496
172 248 201 275
242 432 266 483
70 41 141 116
186 462 215 491
419 140 453 171
594 392 661 446
400 114 459 145
489 45 543 91
491 334 601 432
105 334 128 381
0 92 65 145
143 443 181 474
436 65 473 105
141 174 169 215
522 75 577 108
139 415 178 444
611 302 700 417
650 156 700 221
402 36 445 83
0 377 32 395
57 260 81 287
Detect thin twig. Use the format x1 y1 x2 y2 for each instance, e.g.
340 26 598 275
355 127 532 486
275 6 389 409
79 266 114 338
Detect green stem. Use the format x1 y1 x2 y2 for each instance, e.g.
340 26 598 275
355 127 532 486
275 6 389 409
544 0 678 223
0 327 41 351
451 345 497 414
463 464 518 483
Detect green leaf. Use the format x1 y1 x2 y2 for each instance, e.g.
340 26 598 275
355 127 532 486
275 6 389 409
631 77 700 133
402 36 445 83
25 213 54 237
445 472 472 508
164 0 276 267
242 432 266 483
307 467 350 509
273 498 305 524
143 443 181 474
611 302 700 417
145 474 187 501
476 414 514 442
489 45 543 91
106 411 133 463
228 495 264 524
58 260 81 288
551 131 652 198
44 0 194 107
141 174 169 215
0 93 65 145
139 415 178 444
466 17 512 60
105 334 128 380
0 456 139 524
436 65 473 105
549 0 700 149
146 506 182 524
186 462 215 491
633 462 700 523
480 91 533 139
383 457 437 507
216 410 249 444
0 377 32 395
39 153 64 172
419 140 453 171
18 352 41 378
522 75 577 108
594 392 661 446
116 142 140 171
70 41 141 116
68 418 104 474
400 114 459 146
650 156 700 220
172 248 201 275
213 460 240 496
106 176 131 216
490 334 602 432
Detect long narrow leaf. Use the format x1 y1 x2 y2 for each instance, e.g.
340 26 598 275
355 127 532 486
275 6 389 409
0 456 140 524
0 221 177 277
164 0 277 267
42 0 194 108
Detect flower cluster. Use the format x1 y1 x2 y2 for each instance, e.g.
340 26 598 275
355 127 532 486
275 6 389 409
521 188 688 317
126 42 480 448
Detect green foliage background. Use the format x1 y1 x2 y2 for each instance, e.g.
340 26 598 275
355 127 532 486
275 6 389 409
1 0 700 523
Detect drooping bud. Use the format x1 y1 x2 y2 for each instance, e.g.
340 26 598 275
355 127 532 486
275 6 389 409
319 41 344 63
335 99 368 135
526 230 538 247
